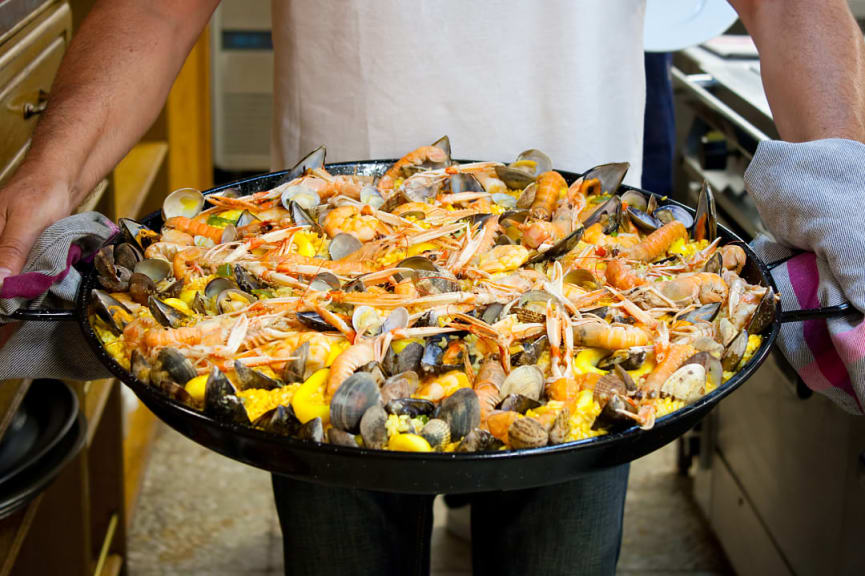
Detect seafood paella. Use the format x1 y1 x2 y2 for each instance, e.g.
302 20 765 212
89 137 776 453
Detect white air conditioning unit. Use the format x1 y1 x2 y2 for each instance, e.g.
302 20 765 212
211 0 273 171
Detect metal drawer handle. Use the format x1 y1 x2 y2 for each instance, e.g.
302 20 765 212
671 67 771 144
23 90 49 119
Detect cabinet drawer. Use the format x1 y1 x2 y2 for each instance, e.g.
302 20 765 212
0 2 71 183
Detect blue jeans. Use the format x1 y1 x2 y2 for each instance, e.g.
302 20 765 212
272 464 629 576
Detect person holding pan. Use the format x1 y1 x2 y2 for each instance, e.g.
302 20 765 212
0 1 863 574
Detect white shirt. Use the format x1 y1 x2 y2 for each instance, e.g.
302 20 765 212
271 0 646 186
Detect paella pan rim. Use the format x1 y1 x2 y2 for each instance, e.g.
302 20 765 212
76 160 781 490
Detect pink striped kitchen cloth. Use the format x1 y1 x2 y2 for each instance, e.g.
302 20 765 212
746 139 865 415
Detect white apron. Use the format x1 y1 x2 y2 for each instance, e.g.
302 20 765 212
271 0 647 186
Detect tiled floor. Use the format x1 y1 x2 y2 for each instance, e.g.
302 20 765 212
128 425 733 575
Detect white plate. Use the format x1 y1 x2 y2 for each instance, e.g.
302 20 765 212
644 0 739 53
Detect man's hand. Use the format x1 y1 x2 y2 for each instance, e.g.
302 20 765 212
0 171 73 281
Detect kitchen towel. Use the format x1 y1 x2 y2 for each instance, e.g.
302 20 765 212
0 212 115 380
746 138 865 415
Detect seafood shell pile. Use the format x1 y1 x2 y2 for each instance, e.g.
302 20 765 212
89 138 776 453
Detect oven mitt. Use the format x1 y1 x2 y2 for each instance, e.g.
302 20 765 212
745 138 865 415
0 211 116 381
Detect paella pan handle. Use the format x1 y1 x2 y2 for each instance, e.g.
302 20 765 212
765 253 857 323
8 308 77 321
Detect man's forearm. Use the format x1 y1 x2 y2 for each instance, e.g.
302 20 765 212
20 0 218 203
730 0 865 143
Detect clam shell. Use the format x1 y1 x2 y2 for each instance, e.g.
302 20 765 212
204 277 236 300
439 388 481 441
352 306 383 338
548 408 571 445
508 417 548 449
330 372 382 433
309 272 340 292
280 184 320 211
216 288 256 314
456 428 501 452
162 188 204 220
500 365 544 400
655 205 694 229
381 307 409 334
684 351 723 390
359 405 389 450
491 192 517 208
114 242 142 270
496 394 542 414
420 418 451 451
627 207 661 233
516 182 537 209
134 258 171 283
360 185 385 209
329 233 362 260
328 428 359 447
514 149 552 178
449 173 484 194
129 272 157 305
661 363 707 403
621 190 648 212
380 371 420 404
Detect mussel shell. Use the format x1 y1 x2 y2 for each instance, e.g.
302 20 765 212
162 188 204 220
703 252 723 275
253 405 301 436
134 258 171 283
693 181 718 242
290 200 320 231
130 350 152 384
583 195 623 234
129 272 157 305
234 360 283 390
329 233 362 260
216 288 256 314
481 303 505 324
119 218 159 251
654 205 694 229
148 295 187 328
383 341 423 377
420 418 451 451
681 303 721 324
722 330 749 371
516 182 537 209
500 365 544 400
284 145 326 182
516 290 556 315
157 347 197 385
431 135 451 163
596 393 637 429
512 336 548 366
621 190 648 212
582 162 630 195
380 371 420 404
204 277 236 300
597 348 647 371
359 405 389 450
397 255 438 274
491 193 517 209
298 417 324 443
234 264 264 292
526 226 585 264
283 341 310 383
420 337 462 375
328 428 359 447
91 289 132 333
508 417 548 449
439 388 481 441
309 272 340 292
449 173 484 194
627 207 661 233
330 372 382 433
747 289 777 335
386 398 436 418
496 394 542 414
236 210 259 228
456 428 502 453
296 311 332 332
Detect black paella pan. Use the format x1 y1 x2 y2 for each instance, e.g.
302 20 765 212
11 160 851 494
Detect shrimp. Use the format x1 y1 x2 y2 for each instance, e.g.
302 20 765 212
656 273 728 305
572 321 650 350
476 245 530 274
475 357 505 423
720 245 747 274
379 145 449 190
487 410 520 442
322 205 382 241
143 320 223 351
173 247 203 280
522 220 561 249
565 178 588 214
326 339 375 396
160 229 195 246
641 344 695 396
623 220 687 263
277 253 374 276
530 171 566 221
123 317 159 352
164 216 225 244
605 259 646 291
144 242 185 262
